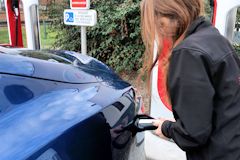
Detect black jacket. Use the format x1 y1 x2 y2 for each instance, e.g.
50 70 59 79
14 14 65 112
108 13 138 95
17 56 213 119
162 17 240 160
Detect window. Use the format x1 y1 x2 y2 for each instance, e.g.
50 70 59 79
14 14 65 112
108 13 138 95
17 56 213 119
19 51 72 64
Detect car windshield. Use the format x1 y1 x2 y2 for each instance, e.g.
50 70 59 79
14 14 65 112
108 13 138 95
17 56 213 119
0 47 72 64
19 51 72 64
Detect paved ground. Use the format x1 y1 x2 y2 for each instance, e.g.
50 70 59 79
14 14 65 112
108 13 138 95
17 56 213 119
144 131 186 160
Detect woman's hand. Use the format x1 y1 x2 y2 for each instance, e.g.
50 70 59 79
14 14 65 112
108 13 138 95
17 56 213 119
152 118 175 139
152 118 167 139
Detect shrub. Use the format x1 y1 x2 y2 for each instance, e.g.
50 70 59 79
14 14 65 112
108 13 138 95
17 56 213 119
234 45 240 56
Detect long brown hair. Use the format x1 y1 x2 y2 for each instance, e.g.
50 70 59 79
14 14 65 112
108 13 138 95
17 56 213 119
140 0 204 92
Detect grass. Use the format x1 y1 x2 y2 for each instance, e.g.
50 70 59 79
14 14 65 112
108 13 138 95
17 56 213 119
0 26 9 44
0 24 56 49
40 25 57 49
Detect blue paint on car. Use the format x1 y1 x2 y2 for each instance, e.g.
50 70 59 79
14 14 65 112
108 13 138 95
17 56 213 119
0 87 101 160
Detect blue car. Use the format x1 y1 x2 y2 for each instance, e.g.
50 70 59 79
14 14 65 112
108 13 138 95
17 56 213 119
0 47 146 160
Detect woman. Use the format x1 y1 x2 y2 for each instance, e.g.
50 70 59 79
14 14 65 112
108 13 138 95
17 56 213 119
140 0 240 159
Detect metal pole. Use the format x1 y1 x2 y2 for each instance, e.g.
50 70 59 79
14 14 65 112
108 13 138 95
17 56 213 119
81 26 87 55
43 20 47 39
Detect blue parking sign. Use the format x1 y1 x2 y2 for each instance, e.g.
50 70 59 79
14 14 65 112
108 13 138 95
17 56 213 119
64 9 97 26
65 12 74 23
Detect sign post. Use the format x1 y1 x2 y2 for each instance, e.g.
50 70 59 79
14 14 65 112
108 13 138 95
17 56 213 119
64 0 96 55
81 26 87 54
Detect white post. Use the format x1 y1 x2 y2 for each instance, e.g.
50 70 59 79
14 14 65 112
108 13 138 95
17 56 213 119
81 26 87 55
21 0 41 50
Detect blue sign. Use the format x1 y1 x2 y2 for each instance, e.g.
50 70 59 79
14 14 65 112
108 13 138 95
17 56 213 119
65 12 74 23
64 9 97 26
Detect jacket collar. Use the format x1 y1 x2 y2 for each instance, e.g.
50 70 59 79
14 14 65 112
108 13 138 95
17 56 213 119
185 16 212 38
